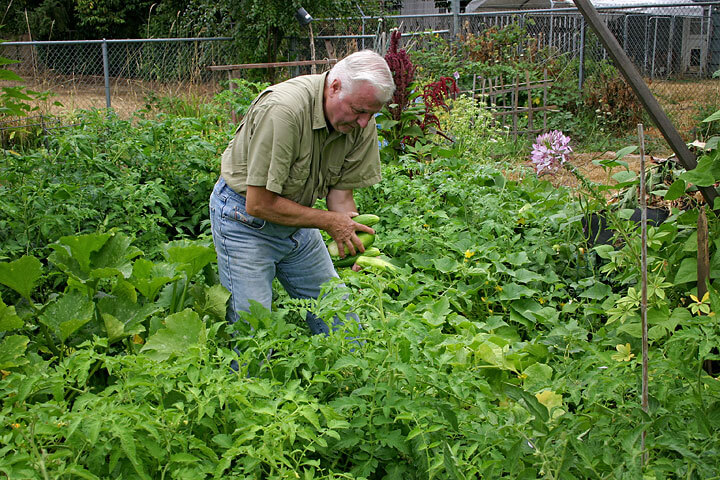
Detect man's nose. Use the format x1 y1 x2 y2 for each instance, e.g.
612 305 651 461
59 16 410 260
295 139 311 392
357 114 371 128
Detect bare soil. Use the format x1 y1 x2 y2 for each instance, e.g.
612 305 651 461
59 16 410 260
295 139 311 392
2 75 222 120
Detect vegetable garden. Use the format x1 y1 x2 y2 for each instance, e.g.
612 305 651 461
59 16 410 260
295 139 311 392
2 22 720 480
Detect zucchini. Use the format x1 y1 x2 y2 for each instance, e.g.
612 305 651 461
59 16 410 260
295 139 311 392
353 214 380 227
355 255 398 272
333 247 382 268
327 232 375 258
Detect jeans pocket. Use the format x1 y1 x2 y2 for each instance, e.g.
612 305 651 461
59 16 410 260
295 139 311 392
227 205 266 230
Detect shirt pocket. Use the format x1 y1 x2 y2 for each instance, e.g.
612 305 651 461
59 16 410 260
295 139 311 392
321 156 345 196
282 155 311 199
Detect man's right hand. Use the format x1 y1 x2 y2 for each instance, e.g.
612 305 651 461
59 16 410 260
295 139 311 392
324 212 375 258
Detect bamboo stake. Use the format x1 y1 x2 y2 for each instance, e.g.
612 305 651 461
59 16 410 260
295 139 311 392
638 123 649 467
513 75 519 141
526 71 533 138
543 69 548 131
698 206 710 301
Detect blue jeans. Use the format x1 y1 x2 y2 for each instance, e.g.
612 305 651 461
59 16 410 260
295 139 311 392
209 177 357 335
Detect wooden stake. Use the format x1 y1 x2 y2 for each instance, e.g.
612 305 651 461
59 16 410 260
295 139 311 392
309 23 317 75
639 123 649 467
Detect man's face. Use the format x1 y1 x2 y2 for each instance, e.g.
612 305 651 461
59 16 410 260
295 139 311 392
324 79 384 134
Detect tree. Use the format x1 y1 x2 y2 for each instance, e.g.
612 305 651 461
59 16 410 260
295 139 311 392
227 0 376 82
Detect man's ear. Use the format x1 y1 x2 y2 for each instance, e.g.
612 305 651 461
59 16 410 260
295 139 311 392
330 78 342 96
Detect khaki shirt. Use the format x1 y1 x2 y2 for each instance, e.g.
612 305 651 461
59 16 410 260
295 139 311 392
220 72 382 207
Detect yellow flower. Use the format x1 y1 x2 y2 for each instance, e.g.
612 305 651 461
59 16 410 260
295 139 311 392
611 343 635 362
464 250 475 259
689 292 711 316
11 423 21 429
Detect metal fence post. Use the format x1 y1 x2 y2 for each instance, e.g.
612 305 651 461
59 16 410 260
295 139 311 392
579 19 586 91
102 39 111 109
452 0 460 40
711 6 720 73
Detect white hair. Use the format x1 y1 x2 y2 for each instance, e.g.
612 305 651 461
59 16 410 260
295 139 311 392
327 50 396 104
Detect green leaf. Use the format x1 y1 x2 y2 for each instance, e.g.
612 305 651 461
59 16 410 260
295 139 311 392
512 268 544 283
193 284 231 320
130 259 178 302
475 342 515 371
612 171 638 185
140 309 205 361
0 335 29 369
580 282 612 300
680 156 716 187
615 145 638 160
708 282 720 319
702 109 720 123
433 256 459 274
503 383 549 423
443 441 466 480
664 179 686 201
505 252 529 266
422 297 451 327
163 240 216 279
117 429 148 479
499 282 535 300
0 256 43 302
51 232 111 274
97 295 158 339
522 363 553 386
674 257 698 284
0 69 23 82
89 232 141 279
40 292 95 343
0 298 23 332
101 314 126 343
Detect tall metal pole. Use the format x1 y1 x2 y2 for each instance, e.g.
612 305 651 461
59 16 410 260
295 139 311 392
572 0 718 210
452 0 461 40
102 39 111 109
579 20 586 91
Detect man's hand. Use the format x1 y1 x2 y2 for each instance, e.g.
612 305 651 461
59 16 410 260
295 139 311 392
324 211 375 258
326 189 374 258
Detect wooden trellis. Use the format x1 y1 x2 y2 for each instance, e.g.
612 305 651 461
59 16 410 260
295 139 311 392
467 70 555 141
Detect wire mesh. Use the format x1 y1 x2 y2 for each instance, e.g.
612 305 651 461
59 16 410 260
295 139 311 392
1 38 235 126
1 3 719 139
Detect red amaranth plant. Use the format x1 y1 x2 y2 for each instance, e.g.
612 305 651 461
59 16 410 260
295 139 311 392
420 76 459 137
384 30 416 122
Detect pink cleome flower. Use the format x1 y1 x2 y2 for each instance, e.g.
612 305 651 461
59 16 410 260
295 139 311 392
530 130 573 175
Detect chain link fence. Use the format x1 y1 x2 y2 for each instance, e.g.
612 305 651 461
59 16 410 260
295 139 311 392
1 38 235 135
313 2 720 137
2 2 719 139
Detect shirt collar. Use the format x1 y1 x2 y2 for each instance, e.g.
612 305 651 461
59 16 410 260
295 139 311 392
312 72 329 131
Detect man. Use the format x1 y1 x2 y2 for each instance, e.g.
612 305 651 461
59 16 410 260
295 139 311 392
209 50 395 335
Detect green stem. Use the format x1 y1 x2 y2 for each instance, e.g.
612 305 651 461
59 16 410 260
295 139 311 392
39 323 61 359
